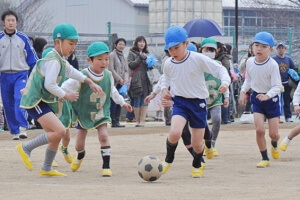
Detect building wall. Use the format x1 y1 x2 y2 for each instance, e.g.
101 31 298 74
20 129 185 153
29 0 149 34
149 0 222 33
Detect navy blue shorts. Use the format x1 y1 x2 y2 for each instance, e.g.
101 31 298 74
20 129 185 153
172 96 207 128
26 101 53 121
251 92 280 119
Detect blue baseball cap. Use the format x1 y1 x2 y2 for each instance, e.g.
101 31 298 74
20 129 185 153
164 26 188 50
253 32 274 47
276 42 286 48
187 43 197 52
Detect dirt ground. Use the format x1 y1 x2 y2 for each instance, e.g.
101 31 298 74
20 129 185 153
1 121 300 200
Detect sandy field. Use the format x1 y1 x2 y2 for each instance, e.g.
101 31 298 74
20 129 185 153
1 121 300 200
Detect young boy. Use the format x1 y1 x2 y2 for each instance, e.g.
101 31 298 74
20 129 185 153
160 26 230 178
239 32 282 168
61 42 132 177
200 38 230 156
16 23 103 177
279 81 300 151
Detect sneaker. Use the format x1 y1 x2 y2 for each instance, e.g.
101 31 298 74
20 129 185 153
15 143 33 171
256 160 270 168
213 148 219 156
12 134 20 140
271 146 280 159
205 146 214 159
162 161 171 174
102 169 112 177
201 162 206 168
191 167 203 178
52 160 58 167
285 118 293 123
0 127 4 132
279 140 288 151
19 127 28 139
71 158 83 172
60 146 73 164
39 170 67 177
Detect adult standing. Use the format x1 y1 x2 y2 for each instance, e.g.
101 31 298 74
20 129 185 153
215 42 232 124
273 42 296 122
127 36 152 127
0 10 38 140
108 38 129 127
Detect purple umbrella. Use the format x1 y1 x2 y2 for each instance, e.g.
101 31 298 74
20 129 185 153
183 18 225 38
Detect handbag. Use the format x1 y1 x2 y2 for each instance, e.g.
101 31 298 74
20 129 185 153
146 68 161 85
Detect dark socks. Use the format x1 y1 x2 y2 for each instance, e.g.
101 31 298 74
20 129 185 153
101 146 111 169
77 149 85 160
205 139 212 149
260 150 269 161
192 149 203 168
165 139 178 163
271 140 278 148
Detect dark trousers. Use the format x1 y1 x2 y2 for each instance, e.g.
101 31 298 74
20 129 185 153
126 98 135 120
283 83 292 119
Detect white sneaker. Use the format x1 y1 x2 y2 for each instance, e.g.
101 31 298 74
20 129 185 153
19 127 28 139
12 134 20 140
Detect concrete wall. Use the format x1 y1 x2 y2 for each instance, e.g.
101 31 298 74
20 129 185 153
149 0 223 33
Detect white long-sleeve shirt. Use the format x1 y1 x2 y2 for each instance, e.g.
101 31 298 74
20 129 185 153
293 83 300 105
241 57 282 98
160 51 231 99
40 50 87 98
61 67 126 106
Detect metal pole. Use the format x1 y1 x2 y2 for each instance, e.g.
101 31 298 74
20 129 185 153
233 0 239 63
167 0 172 28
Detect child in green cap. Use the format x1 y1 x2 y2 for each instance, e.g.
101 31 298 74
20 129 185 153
200 38 230 157
61 41 132 177
16 23 103 177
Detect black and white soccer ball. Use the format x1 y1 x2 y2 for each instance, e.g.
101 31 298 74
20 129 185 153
137 155 163 182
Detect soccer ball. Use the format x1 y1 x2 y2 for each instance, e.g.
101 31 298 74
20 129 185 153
137 155 163 182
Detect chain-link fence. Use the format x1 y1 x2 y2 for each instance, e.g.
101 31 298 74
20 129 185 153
26 32 112 70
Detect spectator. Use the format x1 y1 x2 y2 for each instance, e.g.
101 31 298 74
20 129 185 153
273 42 297 122
127 36 152 127
108 38 129 127
215 42 232 124
67 51 79 70
33 37 47 58
0 10 38 140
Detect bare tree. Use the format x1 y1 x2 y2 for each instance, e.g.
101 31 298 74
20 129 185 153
0 0 52 32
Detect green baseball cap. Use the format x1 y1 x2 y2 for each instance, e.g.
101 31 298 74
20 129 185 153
52 23 80 40
201 38 217 49
87 42 109 57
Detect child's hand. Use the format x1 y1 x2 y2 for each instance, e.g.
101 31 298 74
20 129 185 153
64 92 79 102
256 94 269 101
119 79 125 85
239 92 246 106
20 88 25 95
123 103 133 112
223 97 229 108
89 82 104 96
218 84 228 93
294 105 300 113
144 92 157 104
161 99 173 108
162 89 171 100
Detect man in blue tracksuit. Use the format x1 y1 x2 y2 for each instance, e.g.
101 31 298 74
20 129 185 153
0 10 38 140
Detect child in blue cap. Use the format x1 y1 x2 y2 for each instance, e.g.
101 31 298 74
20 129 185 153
16 23 103 177
61 41 132 177
239 31 282 168
160 26 231 178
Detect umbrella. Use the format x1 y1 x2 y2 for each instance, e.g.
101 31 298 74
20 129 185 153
183 18 225 38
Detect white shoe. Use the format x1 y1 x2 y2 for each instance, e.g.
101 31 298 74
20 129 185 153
19 127 28 139
12 134 20 140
